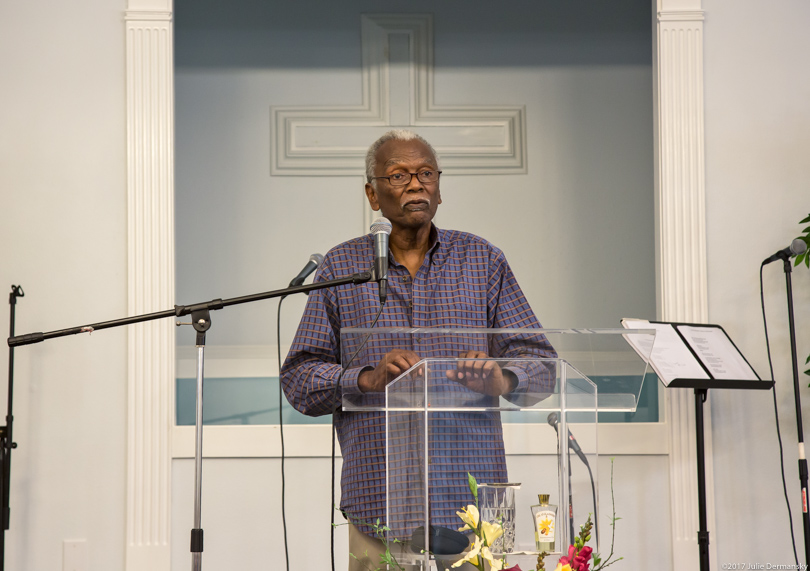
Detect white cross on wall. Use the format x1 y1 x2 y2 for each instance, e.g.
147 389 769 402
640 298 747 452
270 14 528 177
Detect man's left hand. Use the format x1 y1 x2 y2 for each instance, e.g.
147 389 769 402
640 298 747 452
446 350 517 396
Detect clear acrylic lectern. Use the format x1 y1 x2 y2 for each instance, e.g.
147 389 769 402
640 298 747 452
340 328 653 570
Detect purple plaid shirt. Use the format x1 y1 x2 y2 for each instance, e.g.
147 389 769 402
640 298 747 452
281 226 555 535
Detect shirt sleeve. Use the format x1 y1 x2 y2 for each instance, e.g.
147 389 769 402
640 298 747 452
485 246 557 397
280 256 365 417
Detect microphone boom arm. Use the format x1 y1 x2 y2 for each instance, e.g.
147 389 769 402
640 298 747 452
8 271 373 348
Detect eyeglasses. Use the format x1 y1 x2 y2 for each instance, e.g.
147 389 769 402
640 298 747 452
371 170 442 187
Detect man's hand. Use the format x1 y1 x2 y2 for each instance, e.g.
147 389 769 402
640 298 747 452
446 350 517 397
358 349 423 393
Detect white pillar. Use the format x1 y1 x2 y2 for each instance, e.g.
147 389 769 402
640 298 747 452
654 1 716 569
125 2 174 570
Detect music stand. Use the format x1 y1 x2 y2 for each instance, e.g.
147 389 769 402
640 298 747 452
656 321 774 571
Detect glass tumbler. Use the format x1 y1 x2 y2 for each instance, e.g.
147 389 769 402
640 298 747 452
478 483 520 553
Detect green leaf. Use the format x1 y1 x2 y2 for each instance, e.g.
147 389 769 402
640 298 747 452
801 214 810 224
797 253 807 267
467 472 478 501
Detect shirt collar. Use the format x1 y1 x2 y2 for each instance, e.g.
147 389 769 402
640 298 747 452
386 224 442 269
427 224 441 254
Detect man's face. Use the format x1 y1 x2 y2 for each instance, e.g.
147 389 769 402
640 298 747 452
364 138 441 233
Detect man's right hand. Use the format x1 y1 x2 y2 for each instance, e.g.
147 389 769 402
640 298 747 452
358 349 423 393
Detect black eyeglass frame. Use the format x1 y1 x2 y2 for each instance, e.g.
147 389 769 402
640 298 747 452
370 170 442 187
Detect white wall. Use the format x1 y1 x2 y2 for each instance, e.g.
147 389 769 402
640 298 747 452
171 458 349 570
704 0 810 564
0 1 128 570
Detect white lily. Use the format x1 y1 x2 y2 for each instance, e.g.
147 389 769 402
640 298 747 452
479 545 505 570
480 520 503 545
456 504 479 532
450 536 482 568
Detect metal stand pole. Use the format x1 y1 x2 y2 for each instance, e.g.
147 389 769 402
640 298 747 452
782 258 810 565
695 388 710 571
183 310 211 571
0 286 23 571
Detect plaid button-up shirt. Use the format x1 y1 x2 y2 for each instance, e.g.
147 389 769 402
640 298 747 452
281 226 556 536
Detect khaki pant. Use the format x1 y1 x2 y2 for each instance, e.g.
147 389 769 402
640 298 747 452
347 524 478 571
348 524 421 571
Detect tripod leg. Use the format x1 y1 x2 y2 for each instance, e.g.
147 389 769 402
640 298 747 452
0 438 5 571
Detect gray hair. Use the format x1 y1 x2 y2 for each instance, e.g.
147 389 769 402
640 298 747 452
365 129 440 185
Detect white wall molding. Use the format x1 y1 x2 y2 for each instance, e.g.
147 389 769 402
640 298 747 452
271 14 527 176
171 423 669 459
654 1 716 569
658 11 705 21
125 11 172 21
125 3 174 570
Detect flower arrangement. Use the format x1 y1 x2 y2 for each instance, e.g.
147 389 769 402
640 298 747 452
348 460 622 571
538 515 597 571
536 459 622 571
451 473 520 571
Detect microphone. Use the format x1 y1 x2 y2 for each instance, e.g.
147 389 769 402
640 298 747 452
547 412 589 467
763 238 808 265
370 217 392 304
289 253 324 287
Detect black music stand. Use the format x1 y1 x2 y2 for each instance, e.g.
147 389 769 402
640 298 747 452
659 321 774 571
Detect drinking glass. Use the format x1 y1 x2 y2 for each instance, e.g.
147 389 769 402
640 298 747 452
478 483 520 553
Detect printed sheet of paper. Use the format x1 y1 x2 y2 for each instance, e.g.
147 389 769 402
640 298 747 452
676 325 759 381
622 319 709 386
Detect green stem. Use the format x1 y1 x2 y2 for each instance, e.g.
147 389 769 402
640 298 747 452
594 460 618 570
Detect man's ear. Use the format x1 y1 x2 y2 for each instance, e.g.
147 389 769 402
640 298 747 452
365 183 381 211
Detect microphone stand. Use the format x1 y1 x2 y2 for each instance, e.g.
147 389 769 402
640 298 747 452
8 272 372 571
0 286 23 571
781 257 810 565
567 446 574 545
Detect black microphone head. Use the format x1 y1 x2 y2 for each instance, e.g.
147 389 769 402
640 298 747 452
790 238 808 256
309 253 324 266
371 217 392 236
547 412 558 427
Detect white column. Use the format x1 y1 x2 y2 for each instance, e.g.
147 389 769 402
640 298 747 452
654 1 716 569
125 2 174 570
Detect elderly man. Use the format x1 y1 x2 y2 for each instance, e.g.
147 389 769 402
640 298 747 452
281 130 555 570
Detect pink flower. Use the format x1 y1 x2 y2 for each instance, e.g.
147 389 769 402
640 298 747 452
559 545 577 565
503 565 522 571
558 544 593 571
574 545 593 570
